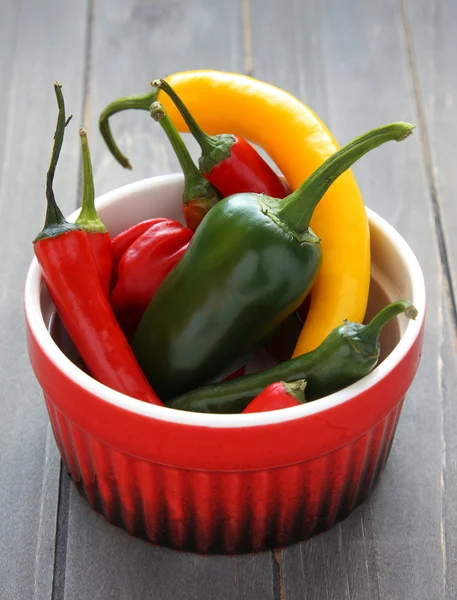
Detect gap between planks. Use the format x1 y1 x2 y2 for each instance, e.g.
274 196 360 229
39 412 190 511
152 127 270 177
241 0 254 76
76 0 96 206
51 2 95 598
272 549 285 600
399 0 457 340
51 465 71 600
400 0 452 596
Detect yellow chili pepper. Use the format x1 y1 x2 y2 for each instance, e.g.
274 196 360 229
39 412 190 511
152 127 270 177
99 70 371 355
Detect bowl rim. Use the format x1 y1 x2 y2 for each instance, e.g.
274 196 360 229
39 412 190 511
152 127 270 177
24 174 426 429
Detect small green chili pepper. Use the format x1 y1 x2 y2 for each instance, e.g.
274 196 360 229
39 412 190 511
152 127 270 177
166 301 418 414
132 123 414 400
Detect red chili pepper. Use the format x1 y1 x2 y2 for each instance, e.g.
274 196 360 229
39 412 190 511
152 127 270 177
110 219 193 338
152 79 289 198
150 101 221 231
75 128 112 297
110 218 168 284
34 82 162 406
242 380 306 414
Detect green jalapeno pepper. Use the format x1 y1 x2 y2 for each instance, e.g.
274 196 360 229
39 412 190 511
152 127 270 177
132 124 413 399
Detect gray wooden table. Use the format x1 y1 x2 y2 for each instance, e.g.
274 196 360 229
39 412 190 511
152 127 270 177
2 0 456 598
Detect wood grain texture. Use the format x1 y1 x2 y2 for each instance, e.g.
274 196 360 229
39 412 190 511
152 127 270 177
402 0 457 306
60 1 275 599
0 1 89 599
402 1 457 598
86 0 244 194
63 486 275 600
3 0 456 598
250 0 446 598
439 302 457 600
0 0 20 177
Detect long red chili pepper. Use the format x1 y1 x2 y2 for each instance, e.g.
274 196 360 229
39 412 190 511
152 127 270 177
74 128 112 297
242 380 306 413
110 219 193 338
34 82 162 405
152 79 289 198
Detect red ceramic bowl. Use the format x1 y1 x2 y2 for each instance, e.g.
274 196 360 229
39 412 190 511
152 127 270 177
25 174 425 554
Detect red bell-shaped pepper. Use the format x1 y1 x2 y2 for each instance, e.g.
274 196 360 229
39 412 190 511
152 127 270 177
110 219 193 338
110 218 168 287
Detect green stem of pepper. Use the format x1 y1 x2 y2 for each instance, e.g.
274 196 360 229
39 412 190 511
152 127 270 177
34 82 78 243
150 102 220 206
359 300 418 343
98 89 159 169
75 129 107 234
284 379 307 404
276 122 415 234
151 79 229 158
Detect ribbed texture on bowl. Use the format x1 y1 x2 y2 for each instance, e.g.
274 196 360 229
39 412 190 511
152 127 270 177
44 394 404 554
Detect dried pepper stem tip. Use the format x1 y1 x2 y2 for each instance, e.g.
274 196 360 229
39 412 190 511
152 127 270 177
150 101 166 121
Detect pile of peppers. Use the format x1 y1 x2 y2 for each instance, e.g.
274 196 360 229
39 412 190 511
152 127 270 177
34 75 418 415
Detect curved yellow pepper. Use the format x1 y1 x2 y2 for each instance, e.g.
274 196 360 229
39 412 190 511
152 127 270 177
99 70 370 356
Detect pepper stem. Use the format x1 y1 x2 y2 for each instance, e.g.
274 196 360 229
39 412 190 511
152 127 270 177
151 79 216 156
33 83 78 243
98 89 159 169
361 300 418 341
151 101 207 203
284 379 307 404
276 122 415 233
45 83 71 227
75 129 107 234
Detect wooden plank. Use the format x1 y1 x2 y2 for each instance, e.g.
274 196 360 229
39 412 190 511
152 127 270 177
86 0 245 195
402 2 457 598
61 1 276 599
0 1 20 176
250 0 446 598
439 301 457 600
64 487 274 600
0 1 89 599
402 0 457 303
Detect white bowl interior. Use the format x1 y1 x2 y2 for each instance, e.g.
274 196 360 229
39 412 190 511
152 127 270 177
25 174 426 428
